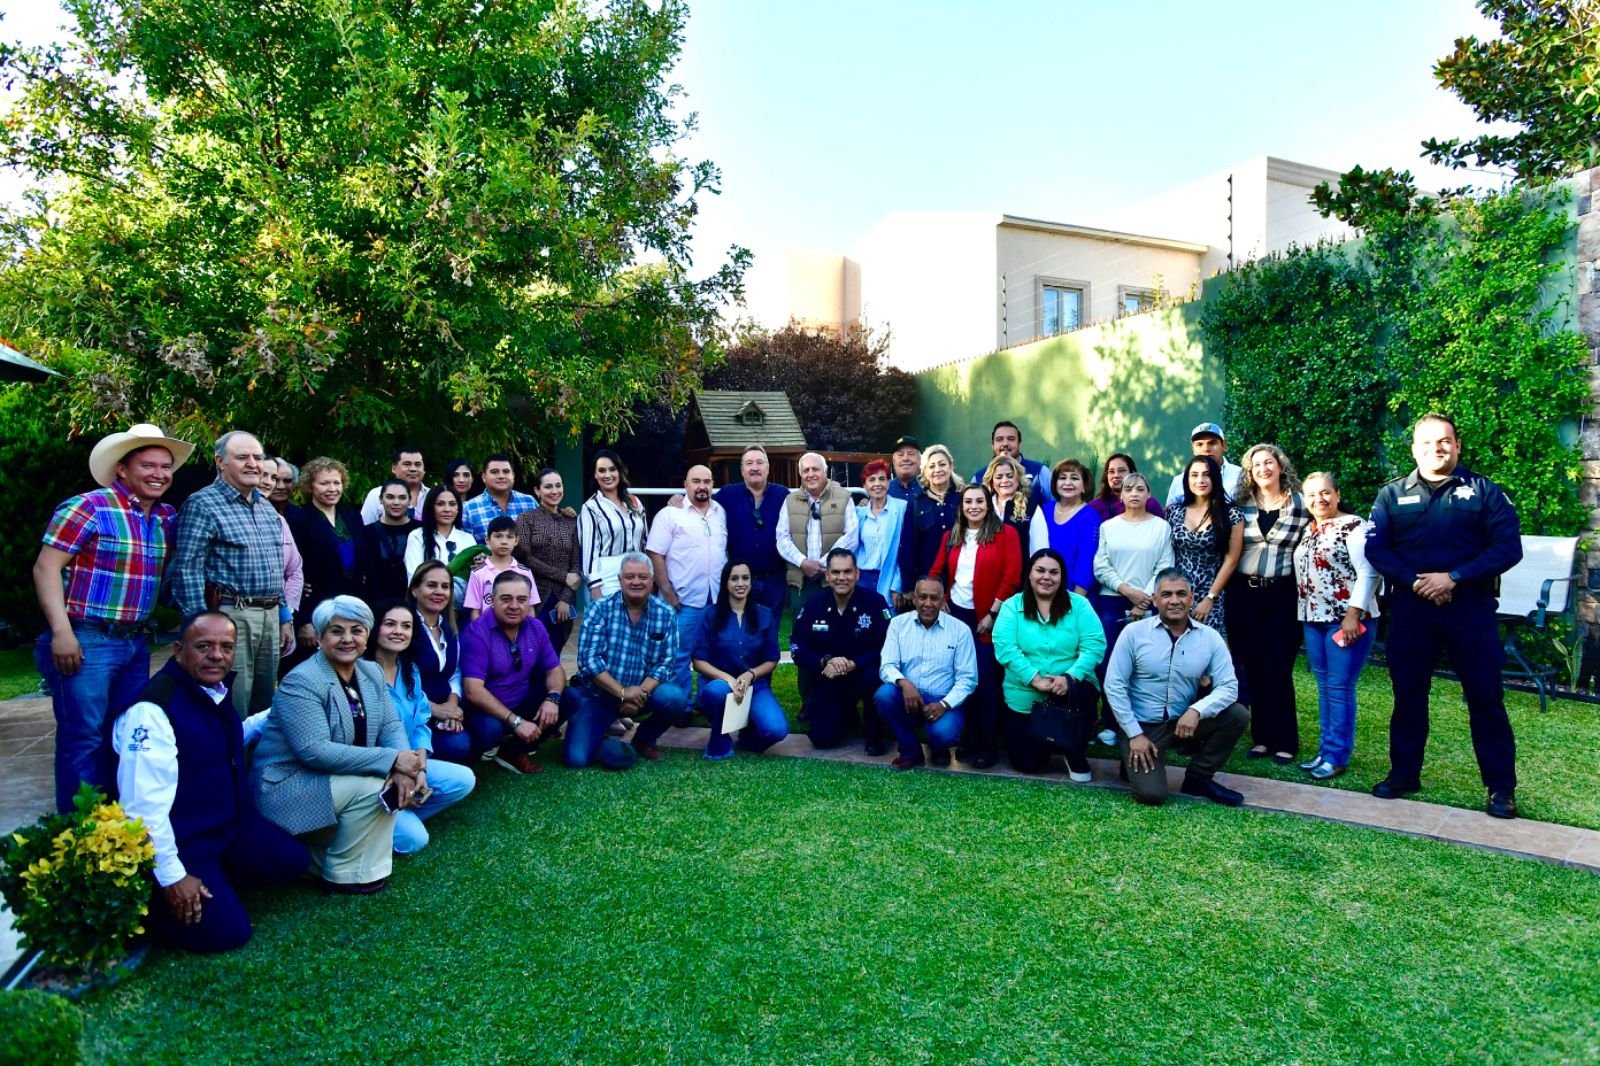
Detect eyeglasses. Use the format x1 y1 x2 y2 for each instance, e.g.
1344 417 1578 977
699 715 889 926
753 503 764 528
809 501 821 521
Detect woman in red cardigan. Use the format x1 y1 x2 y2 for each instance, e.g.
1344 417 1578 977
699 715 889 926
931 484 1022 768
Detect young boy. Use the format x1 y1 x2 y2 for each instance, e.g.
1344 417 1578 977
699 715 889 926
464 516 540 621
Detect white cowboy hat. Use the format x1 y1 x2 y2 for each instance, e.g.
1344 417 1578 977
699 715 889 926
88 423 196 488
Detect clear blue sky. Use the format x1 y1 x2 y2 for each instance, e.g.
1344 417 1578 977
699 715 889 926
3 0 1510 317
671 0 1509 314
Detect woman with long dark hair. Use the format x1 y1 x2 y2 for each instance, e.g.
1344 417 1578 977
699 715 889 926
1167 455 1243 639
691 559 788 759
442 458 478 501
404 486 475 580
365 600 475 853
930 483 1022 768
993 548 1105 778
1090 452 1164 522
578 449 647 601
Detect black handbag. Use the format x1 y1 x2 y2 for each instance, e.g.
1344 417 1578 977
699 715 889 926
1028 682 1093 750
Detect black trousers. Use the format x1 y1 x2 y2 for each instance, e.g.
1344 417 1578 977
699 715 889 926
1229 577 1302 754
148 814 310 953
802 668 880 749
1004 681 1097 775
1385 590 1516 793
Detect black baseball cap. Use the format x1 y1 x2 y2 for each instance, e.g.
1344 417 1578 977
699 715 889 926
892 435 921 452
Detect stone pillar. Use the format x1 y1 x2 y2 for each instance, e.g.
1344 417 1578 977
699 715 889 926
1576 167 1600 643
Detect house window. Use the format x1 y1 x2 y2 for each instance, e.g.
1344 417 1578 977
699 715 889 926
735 401 765 427
1041 285 1082 336
1120 288 1156 315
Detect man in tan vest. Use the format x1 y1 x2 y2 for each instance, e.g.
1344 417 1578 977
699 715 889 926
776 452 860 604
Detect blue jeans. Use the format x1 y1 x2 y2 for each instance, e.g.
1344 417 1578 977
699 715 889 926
672 604 708 698
1302 621 1376 767
873 683 964 762
36 626 151 811
753 573 788 628
561 682 690 767
697 679 788 758
393 759 477 853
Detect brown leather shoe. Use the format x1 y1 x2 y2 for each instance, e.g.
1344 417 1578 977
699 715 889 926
636 744 663 762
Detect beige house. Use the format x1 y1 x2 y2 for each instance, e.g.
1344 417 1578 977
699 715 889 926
786 155 1354 373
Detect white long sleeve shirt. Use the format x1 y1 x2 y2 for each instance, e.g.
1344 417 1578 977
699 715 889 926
112 683 235 888
775 492 860 568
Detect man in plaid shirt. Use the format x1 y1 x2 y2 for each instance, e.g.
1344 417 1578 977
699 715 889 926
170 431 290 716
560 552 689 766
32 423 195 811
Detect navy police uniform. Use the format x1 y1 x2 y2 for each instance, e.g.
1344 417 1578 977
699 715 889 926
1365 465 1521 794
792 587 892 749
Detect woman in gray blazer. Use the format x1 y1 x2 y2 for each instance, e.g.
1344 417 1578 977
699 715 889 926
253 596 427 894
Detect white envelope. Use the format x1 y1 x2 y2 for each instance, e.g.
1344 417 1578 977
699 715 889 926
722 689 753 734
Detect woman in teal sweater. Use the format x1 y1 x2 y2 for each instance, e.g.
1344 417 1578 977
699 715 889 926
993 547 1106 780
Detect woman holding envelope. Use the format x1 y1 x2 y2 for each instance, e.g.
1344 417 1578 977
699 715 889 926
691 560 789 760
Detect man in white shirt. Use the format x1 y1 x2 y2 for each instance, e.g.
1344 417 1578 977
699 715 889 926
111 612 310 952
646 465 728 695
360 446 429 523
874 577 979 769
776 451 860 606
1164 422 1245 508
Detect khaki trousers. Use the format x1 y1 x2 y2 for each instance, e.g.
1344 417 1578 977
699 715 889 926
223 604 279 717
301 775 395 884
1119 702 1250 805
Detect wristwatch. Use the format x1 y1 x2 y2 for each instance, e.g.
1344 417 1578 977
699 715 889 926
507 713 524 729
1448 570 1461 582
543 691 563 705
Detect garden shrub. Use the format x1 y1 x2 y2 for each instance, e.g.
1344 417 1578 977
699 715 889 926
0 989 82 1065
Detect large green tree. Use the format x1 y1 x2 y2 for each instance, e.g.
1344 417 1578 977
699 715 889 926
0 0 747 465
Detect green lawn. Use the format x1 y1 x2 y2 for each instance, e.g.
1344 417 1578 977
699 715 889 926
78 755 1600 1064
769 659 1600 831
0 645 43 701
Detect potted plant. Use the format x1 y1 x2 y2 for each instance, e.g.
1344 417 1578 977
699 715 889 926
0 784 155 996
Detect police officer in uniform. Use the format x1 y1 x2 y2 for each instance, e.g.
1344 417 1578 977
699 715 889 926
791 548 893 753
1365 414 1522 818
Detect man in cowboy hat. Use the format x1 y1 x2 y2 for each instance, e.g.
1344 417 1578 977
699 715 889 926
32 422 195 812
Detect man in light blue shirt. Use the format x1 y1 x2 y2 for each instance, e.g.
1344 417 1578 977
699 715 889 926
874 577 978 770
1104 568 1249 806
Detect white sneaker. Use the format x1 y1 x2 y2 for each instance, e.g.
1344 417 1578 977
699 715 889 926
1097 729 1117 747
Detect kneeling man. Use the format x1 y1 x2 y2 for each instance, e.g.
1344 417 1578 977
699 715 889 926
112 612 310 952
1104 568 1249 806
874 577 978 769
562 552 691 765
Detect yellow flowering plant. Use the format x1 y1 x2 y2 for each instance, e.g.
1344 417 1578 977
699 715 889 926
0 784 155 974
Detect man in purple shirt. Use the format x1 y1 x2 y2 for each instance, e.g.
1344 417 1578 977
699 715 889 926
460 571 568 775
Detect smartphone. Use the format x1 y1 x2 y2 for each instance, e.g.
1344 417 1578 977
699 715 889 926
1333 623 1368 648
378 779 402 815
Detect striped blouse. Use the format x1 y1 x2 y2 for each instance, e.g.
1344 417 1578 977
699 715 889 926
578 491 647 596
1237 494 1312 579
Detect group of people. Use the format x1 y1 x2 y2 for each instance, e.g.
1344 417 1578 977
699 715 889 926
31 411 1525 954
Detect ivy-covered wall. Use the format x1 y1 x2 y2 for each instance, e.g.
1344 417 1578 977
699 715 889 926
1199 186 1590 535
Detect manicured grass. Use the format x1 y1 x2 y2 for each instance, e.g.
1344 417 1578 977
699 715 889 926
767 661 1600 831
78 755 1600 1064
0 645 44 701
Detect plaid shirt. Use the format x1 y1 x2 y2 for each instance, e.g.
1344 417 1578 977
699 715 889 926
462 490 537 541
576 592 677 688
40 480 176 624
1237 494 1312 579
169 477 285 615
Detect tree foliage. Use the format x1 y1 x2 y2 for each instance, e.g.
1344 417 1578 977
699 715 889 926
610 322 916 487
0 0 748 468
1203 188 1587 534
1423 0 1600 180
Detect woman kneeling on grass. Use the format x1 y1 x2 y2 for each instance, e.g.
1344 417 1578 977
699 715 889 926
367 601 477 852
692 560 788 759
993 548 1106 779
252 596 427 895
1292 472 1380 780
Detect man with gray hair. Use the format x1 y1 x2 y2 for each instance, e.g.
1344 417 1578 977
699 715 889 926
775 451 859 606
170 430 291 716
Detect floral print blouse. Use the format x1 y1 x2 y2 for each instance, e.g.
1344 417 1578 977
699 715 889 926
1293 513 1382 623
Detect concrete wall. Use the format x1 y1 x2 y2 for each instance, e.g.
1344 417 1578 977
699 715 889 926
912 291 1223 492
784 250 860 333
995 222 1203 349
849 213 1000 373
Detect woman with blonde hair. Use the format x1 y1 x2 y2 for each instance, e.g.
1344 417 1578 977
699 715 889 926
287 457 367 655
983 454 1035 558
1233 442 1311 763
898 443 963 586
